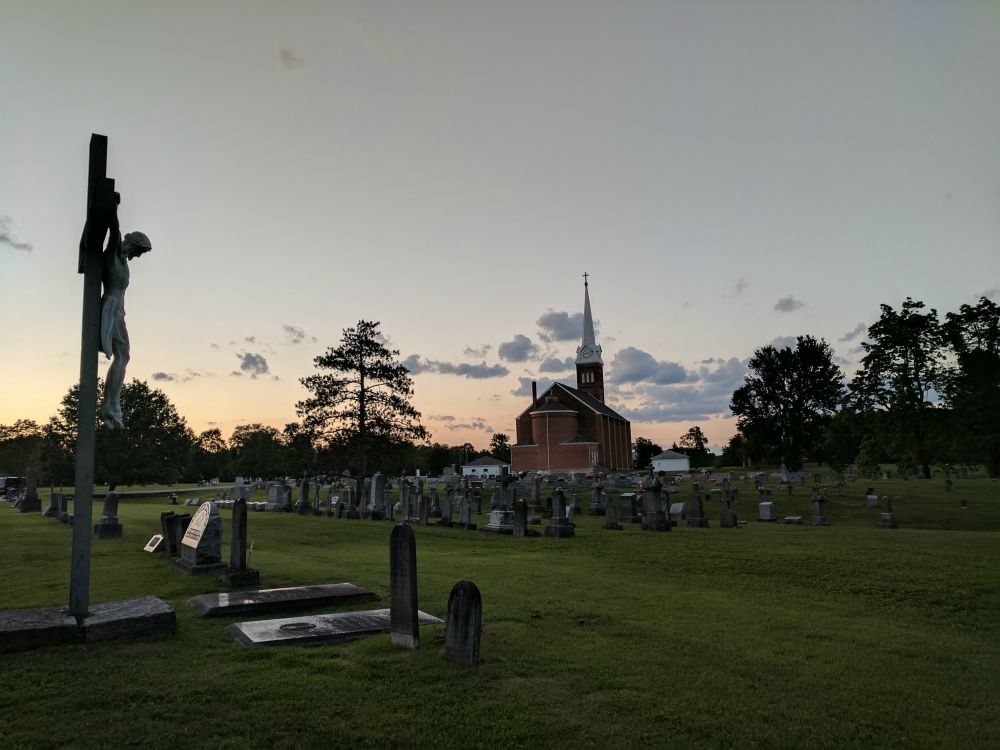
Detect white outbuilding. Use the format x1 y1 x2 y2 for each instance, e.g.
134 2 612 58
650 450 690 474
461 456 510 478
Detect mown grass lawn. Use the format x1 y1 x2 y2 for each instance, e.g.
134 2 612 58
1 477 998 749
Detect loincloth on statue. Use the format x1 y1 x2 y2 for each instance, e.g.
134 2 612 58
100 295 126 358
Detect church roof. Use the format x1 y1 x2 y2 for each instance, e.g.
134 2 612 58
652 450 689 460
530 396 577 414
562 434 597 444
515 381 629 423
464 456 510 467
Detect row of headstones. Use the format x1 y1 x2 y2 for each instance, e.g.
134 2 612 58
152 499 260 585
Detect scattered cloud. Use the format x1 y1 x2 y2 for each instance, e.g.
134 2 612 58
620 357 747 424
511 376 559 398
463 344 492 358
278 48 304 70
498 334 540 362
774 295 804 312
536 310 586 342
283 325 315 344
734 277 747 296
539 355 576 373
977 287 999 300
402 355 508 379
610 347 688 385
244 336 256 344
210 343 220 349
849 344 867 355
0 215 32 251
446 419 489 432
150 369 207 383
428 414 456 422
233 352 270 379
839 323 866 342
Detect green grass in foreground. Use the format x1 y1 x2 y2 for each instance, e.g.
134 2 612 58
1 478 999 749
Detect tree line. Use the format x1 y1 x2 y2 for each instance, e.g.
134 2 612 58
3 299 996 485
719 296 996 476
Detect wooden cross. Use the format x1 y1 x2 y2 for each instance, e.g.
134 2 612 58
69 133 117 619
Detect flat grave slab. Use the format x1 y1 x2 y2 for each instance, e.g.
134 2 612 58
84 596 177 642
227 607 442 646
190 582 375 618
0 605 80 654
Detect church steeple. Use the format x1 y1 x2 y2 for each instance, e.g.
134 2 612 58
576 273 605 402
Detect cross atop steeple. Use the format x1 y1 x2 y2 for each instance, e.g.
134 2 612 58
583 272 589 286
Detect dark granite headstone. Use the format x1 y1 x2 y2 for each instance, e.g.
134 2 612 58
603 499 623 530
640 482 670 532
544 488 574 538
390 523 419 649
445 580 482 666
418 496 429 526
94 490 123 539
222 498 259 586
18 469 41 513
294 478 312 515
43 491 61 518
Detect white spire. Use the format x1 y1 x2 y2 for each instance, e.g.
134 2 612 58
576 273 603 365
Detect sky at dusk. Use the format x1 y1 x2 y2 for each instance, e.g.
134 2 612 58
2 1 998 453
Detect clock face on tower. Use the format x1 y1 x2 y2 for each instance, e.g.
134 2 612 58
579 346 592 359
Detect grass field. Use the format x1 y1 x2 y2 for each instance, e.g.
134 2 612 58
1 477 998 749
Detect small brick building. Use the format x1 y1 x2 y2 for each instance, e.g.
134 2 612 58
510 277 632 473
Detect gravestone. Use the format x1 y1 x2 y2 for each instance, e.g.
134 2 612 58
430 485 442 518
390 523 419 649
668 502 686 524
93 490 123 539
686 484 709 528
283 484 294 512
418 496 429 526
457 495 477 531
784 515 804 524
603 499 623 530
222 498 259 586
758 501 776 522
877 496 899 529
445 581 482 666
481 507 515 534
344 480 361 519
295 477 312 516
175 502 224 574
370 472 386 520
58 493 70 523
143 535 164 552
640 482 670 532
810 492 829 526
530 475 543 512
19 469 41 513
43 491 62 518
620 492 638 523
587 482 605 515
513 499 539 537
544 488 574 538
266 484 284 512
437 495 454 527
865 488 880 508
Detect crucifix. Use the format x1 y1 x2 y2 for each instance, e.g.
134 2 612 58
582 272 589 287
69 134 151 619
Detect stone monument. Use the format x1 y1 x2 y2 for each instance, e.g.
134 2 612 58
222 497 259 586
390 523 419 649
445 580 482 666
175 501 224 574
93 489 123 539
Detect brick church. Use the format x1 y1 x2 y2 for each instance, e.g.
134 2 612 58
510 277 633 473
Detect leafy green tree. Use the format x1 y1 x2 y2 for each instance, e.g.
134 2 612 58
0 420 44 478
678 426 712 468
230 423 283 479
731 335 844 471
489 432 511 461
632 436 662 469
851 298 944 479
45 380 193 487
281 422 318 477
719 433 748 468
190 428 230 482
297 320 428 477
942 297 1000 476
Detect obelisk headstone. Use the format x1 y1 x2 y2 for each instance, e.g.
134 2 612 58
390 523 419 649
222 497 259 586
